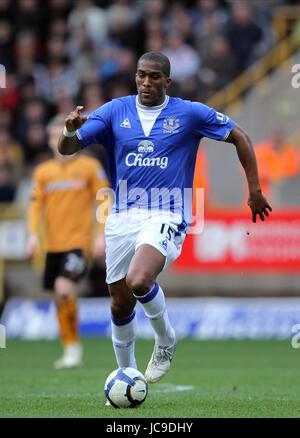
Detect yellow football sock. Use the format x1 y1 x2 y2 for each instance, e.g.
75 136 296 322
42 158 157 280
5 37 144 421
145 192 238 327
56 295 79 346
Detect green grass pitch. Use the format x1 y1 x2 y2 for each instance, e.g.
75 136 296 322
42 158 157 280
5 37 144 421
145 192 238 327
0 338 300 418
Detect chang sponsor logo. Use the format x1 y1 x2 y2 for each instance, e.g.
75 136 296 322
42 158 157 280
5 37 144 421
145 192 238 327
125 140 169 169
137 139 154 153
125 153 168 169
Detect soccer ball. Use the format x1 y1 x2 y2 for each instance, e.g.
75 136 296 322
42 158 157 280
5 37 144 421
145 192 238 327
104 367 148 408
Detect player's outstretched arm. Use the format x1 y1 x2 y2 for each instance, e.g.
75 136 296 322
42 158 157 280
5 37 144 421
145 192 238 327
58 106 87 155
226 124 272 223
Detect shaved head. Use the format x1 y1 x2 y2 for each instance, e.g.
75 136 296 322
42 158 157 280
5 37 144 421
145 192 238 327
138 52 171 78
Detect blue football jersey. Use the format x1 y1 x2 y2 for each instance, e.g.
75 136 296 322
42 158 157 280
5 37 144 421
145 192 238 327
77 95 235 227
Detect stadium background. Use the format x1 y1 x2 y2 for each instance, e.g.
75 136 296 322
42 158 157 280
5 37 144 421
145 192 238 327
2 0 300 420
0 0 300 341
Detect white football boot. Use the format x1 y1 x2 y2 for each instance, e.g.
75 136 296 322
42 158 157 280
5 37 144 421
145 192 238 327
54 344 83 369
145 338 177 383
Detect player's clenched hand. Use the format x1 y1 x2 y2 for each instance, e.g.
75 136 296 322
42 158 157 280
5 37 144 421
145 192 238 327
248 191 272 223
65 106 87 131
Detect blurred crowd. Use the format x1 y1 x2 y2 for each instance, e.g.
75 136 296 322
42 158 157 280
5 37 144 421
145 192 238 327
0 0 295 203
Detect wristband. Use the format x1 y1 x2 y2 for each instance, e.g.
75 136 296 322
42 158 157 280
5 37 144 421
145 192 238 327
63 126 76 137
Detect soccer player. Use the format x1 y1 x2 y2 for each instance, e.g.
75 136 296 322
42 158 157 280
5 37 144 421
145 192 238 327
27 115 109 369
58 52 272 383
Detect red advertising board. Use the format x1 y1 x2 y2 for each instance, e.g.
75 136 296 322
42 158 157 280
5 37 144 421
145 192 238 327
172 210 300 273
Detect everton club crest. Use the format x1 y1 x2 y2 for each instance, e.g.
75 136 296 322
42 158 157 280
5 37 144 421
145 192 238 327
163 116 180 133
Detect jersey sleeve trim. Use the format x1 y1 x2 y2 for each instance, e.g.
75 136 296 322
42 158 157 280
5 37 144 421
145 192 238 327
222 120 235 141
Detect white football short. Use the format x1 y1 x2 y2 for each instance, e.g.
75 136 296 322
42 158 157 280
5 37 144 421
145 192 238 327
104 209 186 284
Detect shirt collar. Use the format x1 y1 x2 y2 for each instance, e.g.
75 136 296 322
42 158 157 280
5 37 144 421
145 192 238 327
136 95 169 111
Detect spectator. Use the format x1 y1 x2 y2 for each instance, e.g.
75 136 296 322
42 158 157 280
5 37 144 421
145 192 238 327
15 98 48 145
199 34 238 99
162 31 201 84
0 73 20 113
23 123 49 165
0 0 280 209
81 83 105 114
225 1 264 72
145 33 164 53
0 129 24 180
242 130 300 205
33 59 79 104
0 128 24 202
191 0 228 30
14 0 44 33
0 165 15 202
106 1 143 52
254 131 300 199
67 0 108 48
164 1 195 44
0 20 14 68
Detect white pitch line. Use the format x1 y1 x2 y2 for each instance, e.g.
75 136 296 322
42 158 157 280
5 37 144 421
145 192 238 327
151 384 195 393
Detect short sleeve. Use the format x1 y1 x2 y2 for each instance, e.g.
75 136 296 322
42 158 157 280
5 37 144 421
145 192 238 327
76 102 112 148
191 102 235 141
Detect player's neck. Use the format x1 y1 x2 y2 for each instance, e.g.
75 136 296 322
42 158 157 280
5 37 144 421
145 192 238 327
136 95 169 110
54 153 77 164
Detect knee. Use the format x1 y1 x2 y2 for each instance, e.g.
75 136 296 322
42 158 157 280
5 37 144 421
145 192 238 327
111 298 135 320
108 280 136 320
126 271 154 296
54 277 75 299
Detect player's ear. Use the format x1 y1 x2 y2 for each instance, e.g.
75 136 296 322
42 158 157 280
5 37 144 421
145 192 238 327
165 77 172 89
